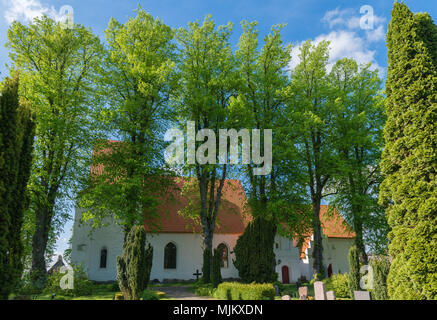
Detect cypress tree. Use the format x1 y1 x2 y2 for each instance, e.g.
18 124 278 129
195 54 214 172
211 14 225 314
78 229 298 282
211 249 222 288
233 217 277 283
116 226 153 300
370 256 390 300
348 245 361 299
380 2 437 300
0 75 35 299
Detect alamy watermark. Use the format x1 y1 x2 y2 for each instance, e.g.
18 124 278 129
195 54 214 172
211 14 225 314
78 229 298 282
360 265 374 290
360 5 374 30
59 266 74 290
164 122 272 176
59 5 74 30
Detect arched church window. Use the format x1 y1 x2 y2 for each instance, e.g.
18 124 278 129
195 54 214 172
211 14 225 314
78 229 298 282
100 248 107 269
164 242 177 269
217 243 229 268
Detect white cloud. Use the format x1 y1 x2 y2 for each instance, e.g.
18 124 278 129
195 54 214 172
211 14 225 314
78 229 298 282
290 7 386 76
322 7 356 29
366 25 385 43
322 6 386 33
3 0 60 24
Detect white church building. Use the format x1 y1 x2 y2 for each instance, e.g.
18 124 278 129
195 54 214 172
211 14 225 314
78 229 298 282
71 179 355 284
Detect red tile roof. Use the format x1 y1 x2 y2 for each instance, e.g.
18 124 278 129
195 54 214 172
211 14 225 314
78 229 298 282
90 141 356 238
319 205 355 239
297 205 355 259
144 178 251 234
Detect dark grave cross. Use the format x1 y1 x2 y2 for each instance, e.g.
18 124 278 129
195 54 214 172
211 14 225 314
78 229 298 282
193 269 202 281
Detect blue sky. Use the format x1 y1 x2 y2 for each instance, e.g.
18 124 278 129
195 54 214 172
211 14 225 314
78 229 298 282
1 0 436 266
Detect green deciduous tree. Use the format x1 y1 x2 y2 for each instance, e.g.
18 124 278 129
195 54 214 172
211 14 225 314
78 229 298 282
79 8 177 236
286 40 340 276
7 17 105 287
327 58 389 263
230 21 311 278
232 21 293 217
174 16 237 282
0 75 35 299
380 2 437 300
78 8 178 295
233 217 277 283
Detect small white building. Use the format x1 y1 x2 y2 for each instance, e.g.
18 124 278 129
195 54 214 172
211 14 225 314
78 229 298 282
71 179 355 283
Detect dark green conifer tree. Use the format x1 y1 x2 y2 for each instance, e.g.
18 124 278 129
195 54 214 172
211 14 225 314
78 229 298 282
233 217 277 283
370 256 390 300
348 245 361 299
380 2 437 300
116 226 153 300
0 75 35 299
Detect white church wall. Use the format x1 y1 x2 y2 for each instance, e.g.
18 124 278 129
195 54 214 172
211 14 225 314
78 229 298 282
71 207 355 283
147 233 240 282
71 208 124 282
274 236 305 283
71 208 241 282
323 237 354 275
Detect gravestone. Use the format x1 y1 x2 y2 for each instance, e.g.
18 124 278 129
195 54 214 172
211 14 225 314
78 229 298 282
354 291 371 300
281 295 291 300
314 281 327 300
298 286 308 300
326 291 336 300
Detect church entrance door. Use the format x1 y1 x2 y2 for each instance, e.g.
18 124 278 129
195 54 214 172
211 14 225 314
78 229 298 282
282 265 290 284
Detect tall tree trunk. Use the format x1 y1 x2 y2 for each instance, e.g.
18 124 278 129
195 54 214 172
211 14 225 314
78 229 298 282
353 218 368 265
312 197 324 276
30 206 52 288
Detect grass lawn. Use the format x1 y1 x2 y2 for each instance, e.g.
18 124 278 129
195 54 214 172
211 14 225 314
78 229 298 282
33 284 118 300
32 283 168 300
149 282 195 288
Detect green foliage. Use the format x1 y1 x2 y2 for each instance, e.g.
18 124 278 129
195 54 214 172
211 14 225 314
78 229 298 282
174 15 237 265
0 75 35 299
212 249 222 288
80 7 178 235
201 248 212 284
323 274 351 299
43 264 93 297
111 282 120 292
6 15 105 283
370 256 390 300
348 246 361 298
116 226 153 300
309 273 324 285
232 20 311 242
276 284 300 298
233 217 277 283
285 40 340 274
194 283 215 297
141 289 160 300
380 2 437 300
114 292 124 300
327 58 389 261
214 282 275 300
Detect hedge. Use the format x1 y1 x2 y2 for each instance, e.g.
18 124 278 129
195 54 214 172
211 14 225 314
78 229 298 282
215 282 275 300
323 274 351 299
